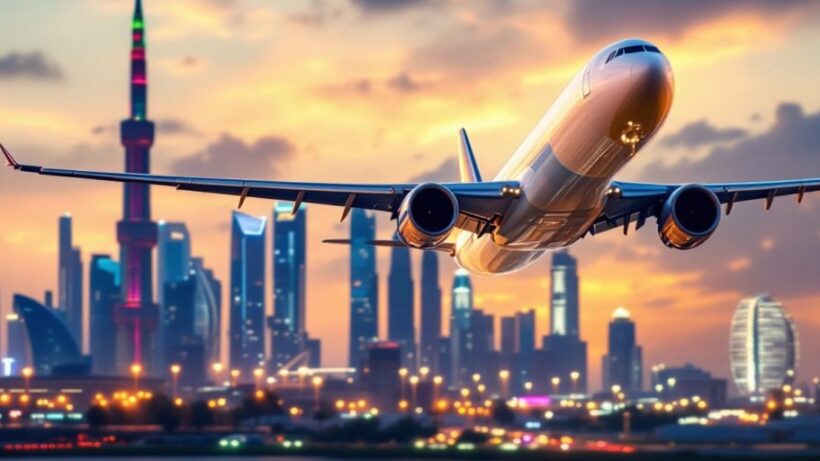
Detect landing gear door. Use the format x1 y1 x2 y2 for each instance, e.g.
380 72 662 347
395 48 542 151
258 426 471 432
582 66 591 98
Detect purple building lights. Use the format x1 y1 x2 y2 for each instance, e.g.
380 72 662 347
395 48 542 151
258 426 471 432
116 0 159 372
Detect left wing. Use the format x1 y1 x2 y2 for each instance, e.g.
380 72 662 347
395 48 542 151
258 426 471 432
1 144 520 234
590 178 820 236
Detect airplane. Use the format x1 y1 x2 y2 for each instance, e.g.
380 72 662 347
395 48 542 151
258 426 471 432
4 38 820 275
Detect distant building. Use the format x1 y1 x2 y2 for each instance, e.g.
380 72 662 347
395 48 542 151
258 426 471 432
89 255 120 375
58 214 83 348
5 313 29 375
729 294 798 396
602 307 642 393
419 252 442 373
435 336 452 384
470 309 498 391
450 269 473 387
540 250 587 393
500 316 516 365
190 258 221 366
304 337 322 369
651 363 728 408
229 211 267 379
270 203 307 371
388 240 415 370
162 278 198 374
348 209 379 369
361 341 401 411
157 222 191 306
13 294 89 376
172 336 207 388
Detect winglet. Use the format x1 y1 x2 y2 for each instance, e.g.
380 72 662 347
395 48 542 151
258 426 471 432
457 128 482 183
1 143 20 169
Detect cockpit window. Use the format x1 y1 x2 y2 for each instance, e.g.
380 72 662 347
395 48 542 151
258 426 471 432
605 44 662 64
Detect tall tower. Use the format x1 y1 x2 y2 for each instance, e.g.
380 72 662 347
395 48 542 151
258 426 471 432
116 0 159 373
419 252 441 372
270 203 307 370
348 209 379 368
387 240 415 370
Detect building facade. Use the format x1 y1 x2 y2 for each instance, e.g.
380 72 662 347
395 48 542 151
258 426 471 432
58 214 83 348
270 204 307 371
13 295 88 376
89 255 120 375
419 252 442 373
388 241 415 370
229 211 267 380
729 294 798 396
450 269 473 387
602 307 642 393
348 209 379 369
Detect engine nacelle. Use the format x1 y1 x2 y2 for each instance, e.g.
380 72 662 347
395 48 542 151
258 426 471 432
658 184 721 250
397 183 459 249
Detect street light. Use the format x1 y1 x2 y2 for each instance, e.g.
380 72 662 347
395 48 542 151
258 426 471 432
312 376 324 412
170 364 181 399
551 376 561 394
472 373 481 384
433 376 443 402
212 362 224 384
253 368 264 391
409 375 420 410
230 369 240 387
130 363 143 391
524 381 533 392
419 366 430 381
21 367 33 393
570 371 580 394
399 368 409 400
499 370 510 399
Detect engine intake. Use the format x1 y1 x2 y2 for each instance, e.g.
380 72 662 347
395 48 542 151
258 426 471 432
658 184 721 250
397 183 459 249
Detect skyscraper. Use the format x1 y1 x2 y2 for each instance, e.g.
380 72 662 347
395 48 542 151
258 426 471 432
450 269 473 386
5 313 29 375
388 241 415 370
163 277 198 376
157 222 191 306
13 295 88 376
541 250 587 393
58 214 83 347
419 252 442 372
270 203 306 371
349 209 378 368
549 250 579 336
190 258 221 365
729 294 799 396
229 211 267 379
116 0 159 373
89 255 120 375
602 307 642 392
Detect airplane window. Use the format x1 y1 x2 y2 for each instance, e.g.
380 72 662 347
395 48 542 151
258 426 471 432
623 45 644 54
645 45 661 54
605 50 617 64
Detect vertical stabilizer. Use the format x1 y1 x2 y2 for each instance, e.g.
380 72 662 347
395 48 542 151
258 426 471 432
457 128 483 183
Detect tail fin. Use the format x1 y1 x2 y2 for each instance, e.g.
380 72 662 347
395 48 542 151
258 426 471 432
457 128 482 183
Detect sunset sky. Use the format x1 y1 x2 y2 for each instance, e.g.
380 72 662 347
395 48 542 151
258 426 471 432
1 0 820 392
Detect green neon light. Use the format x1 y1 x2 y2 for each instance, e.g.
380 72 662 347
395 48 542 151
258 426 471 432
133 20 143 29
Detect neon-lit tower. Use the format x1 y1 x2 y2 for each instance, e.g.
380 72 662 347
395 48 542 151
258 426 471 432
116 0 159 373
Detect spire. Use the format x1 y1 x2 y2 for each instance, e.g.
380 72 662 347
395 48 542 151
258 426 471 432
129 0 148 119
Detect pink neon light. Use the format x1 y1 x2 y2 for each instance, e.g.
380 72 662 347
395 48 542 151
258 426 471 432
518 395 551 407
132 77 147 85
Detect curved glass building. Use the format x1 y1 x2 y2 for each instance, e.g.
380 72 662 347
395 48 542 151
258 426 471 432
729 294 799 396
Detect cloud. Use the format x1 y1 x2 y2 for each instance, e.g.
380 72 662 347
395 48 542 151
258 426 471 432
661 120 747 149
0 51 63 81
169 133 295 178
386 72 438 93
612 102 820 299
349 0 431 13
564 0 819 43
406 157 458 183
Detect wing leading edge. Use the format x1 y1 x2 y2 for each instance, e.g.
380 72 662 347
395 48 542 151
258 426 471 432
592 178 820 236
1 144 520 235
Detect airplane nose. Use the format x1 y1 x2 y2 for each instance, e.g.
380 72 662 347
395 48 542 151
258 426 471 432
631 54 674 106
609 54 674 149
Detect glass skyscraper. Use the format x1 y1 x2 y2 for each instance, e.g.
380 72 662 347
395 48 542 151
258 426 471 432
5 313 29 375
549 250 579 336
349 209 378 368
13 294 88 376
58 214 83 348
270 203 307 371
419 252 442 372
602 307 642 392
388 239 415 370
730 294 798 396
190 257 222 365
157 222 191 306
89 254 120 375
229 211 267 379
450 269 473 386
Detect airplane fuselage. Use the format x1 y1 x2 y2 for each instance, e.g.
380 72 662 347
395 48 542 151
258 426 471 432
455 39 674 274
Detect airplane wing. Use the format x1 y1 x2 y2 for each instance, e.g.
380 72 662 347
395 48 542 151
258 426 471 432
590 178 820 236
1 144 520 234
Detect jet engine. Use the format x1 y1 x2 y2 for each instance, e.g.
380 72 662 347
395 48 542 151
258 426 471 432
397 183 460 249
658 184 721 250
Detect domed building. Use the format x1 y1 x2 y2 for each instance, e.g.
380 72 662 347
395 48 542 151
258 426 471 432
729 295 799 396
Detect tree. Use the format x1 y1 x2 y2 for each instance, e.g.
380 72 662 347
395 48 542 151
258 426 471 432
85 405 109 432
189 400 214 431
491 399 516 426
146 394 182 433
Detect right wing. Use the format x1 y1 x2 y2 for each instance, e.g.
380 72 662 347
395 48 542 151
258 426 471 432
2 144 520 234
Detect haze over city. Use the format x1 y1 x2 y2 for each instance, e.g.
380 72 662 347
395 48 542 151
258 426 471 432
2 0 820 392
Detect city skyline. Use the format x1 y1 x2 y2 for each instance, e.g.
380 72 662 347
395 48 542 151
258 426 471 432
2 0 820 389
